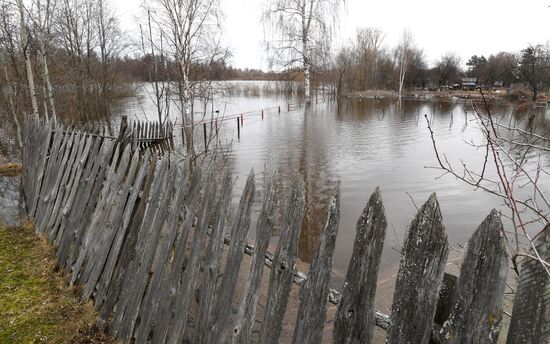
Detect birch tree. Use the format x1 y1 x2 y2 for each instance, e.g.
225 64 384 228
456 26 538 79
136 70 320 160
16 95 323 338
395 29 413 101
29 0 56 118
263 0 342 105
146 0 225 154
17 0 39 116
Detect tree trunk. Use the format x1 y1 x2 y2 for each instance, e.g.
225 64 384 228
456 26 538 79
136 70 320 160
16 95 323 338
18 0 39 116
1 59 22 148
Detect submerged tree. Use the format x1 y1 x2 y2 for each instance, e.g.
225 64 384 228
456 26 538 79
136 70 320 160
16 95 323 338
263 0 342 105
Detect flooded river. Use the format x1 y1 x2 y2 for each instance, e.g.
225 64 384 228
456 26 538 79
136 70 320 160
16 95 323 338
113 82 550 277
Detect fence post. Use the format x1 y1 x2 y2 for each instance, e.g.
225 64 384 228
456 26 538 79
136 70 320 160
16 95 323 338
387 193 448 344
333 187 387 344
237 117 240 139
258 180 305 344
278 106 281 113
262 109 264 119
203 123 207 151
506 225 550 344
241 113 244 126
292 183 341 344
442 209 508 344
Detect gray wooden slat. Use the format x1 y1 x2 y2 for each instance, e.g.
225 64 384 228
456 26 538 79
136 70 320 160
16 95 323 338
117 160 177 342
208 170 256 344
82 148 145 301
506 225 549 344
332 187 387 344
193 171 234 344
56 135 104 267
70 143 124 285
145 168 204 343
442 209 508 344
52 134 94 247
232 174 277 344
98 154 158 325
39 130 77 235
63 139 116 271
132 165 194 343
387 193 449 344
161 172 219 344
109 157 171 340
34 125 66 229
48 132 90 242
94 150 151 307
258 180 305 344
292 183 341 344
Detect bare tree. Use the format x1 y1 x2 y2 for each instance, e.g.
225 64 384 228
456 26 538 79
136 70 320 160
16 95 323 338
395 29 413 100
263 0 342 105
29 0 57 118
145 0 226 154
516 44 550 101
426 93 550 277
433 52 462 87
17 0 39 116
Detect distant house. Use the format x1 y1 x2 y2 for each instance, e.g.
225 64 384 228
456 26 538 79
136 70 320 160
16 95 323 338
461 78 477 90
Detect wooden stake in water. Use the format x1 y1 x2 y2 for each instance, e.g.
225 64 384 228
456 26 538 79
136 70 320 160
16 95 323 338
203 123 207 151
237 117 240 140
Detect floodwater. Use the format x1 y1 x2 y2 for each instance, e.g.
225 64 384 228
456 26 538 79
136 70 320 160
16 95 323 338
113 82 550 278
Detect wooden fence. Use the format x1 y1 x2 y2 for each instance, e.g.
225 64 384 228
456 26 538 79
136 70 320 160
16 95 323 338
21 114 549 343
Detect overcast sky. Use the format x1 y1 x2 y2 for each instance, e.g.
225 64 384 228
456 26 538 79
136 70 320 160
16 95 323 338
114 0 550 70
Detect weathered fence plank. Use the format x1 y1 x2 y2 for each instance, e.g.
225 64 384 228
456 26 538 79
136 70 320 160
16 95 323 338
333 187 387 344
442 209 508 344
506 225 550 344
163 173 219 344
292 183 341 344
133 168 199 343
258 180 305 344
232 174 277 344
192 171 234 344
209 171 256 344
387 193 449 344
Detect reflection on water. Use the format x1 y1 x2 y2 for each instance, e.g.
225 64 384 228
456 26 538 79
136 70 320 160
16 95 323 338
113 82 550 276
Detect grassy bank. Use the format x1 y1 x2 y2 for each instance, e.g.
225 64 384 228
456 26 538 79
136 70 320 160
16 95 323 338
0 223 114 343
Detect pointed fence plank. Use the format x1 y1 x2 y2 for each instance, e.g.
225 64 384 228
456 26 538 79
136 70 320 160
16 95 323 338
506 225 550 344
232 174 277 344
133 168 200 343
333 187 387 344
443 209 508 344
387 193 449 344
192 172 234 344
292 183 341 344
209 171 256 344
163 174 219 344
258 180 305 344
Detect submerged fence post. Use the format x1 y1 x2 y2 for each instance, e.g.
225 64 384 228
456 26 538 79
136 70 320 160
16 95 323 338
240 113 244 126
203 123 207 151
262 109 264 119
237 117 240 140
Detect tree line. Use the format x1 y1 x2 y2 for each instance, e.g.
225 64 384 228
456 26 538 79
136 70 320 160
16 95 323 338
2 0 550 151
333 29 550 101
